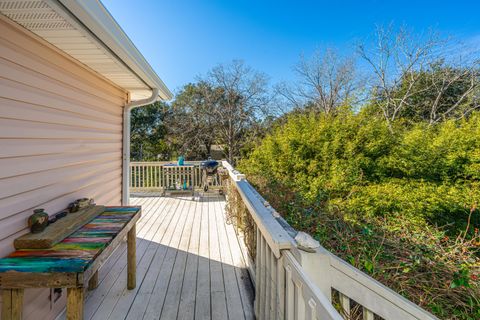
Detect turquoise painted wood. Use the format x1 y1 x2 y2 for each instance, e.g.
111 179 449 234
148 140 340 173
0 207 141 274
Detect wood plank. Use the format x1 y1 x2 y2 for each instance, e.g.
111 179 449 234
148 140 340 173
141 198 190 320
195 195 211 320
159 198 197 320
120 197 179 320
0 272 78 289
209 197 228 320
213 196 245 320
176 198 201 320
14 205 105 249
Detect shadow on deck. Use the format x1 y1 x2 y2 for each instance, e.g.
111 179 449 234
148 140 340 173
59 194 254 320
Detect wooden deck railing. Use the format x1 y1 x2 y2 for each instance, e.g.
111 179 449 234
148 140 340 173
129 161 220 191
222 161 439 320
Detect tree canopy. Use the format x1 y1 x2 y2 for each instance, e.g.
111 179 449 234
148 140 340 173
130 101 171 161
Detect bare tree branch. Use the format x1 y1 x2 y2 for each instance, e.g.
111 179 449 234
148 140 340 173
276 48 361 114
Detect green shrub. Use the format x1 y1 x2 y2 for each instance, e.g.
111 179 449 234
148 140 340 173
239 109 480 319
240 110 480 234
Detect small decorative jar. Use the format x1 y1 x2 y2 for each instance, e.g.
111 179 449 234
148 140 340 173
28 208 49 233
76 198 90 210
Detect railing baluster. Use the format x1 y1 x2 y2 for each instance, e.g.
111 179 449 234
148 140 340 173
260 235 267 320
363 307 374 320
339 293 350 318
277 255 285 320
149 164 153 188
134 164 137 188
143 164 145 188
146 165 150 188
285 265 294 320
160 164 163 187
265 244 272 318
137 164 140 188
153 165 157 188
255 227 261 318
306 299 317 320
270 249 276 319
295 279 305 320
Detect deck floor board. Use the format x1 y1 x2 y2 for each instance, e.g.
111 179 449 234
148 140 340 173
59 194 254 320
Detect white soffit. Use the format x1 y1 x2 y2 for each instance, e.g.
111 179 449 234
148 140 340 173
0 0 170 101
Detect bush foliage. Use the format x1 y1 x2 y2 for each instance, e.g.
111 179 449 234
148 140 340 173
239 109 480 319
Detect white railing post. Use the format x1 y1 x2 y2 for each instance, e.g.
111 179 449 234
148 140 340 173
295 232 333 301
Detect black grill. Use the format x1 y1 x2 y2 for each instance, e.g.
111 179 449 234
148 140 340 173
200 159 219 175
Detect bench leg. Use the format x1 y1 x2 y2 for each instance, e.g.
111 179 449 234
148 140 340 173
2 289 23 320
88 270 99 290
67 288 84 320
127 224 136 290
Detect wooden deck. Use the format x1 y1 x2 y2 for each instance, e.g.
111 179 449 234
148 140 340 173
60 195 254 320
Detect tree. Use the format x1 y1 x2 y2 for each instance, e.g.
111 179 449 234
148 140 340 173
358 25 480 128
276 48 360 114
358 25 440 128
203 60 272 164
167 82 219 159
395 62 480 123
130 101 171 161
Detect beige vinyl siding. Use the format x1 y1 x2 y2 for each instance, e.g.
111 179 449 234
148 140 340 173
0 16 127 320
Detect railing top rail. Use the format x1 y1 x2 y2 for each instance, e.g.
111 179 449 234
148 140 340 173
222 161 294 258
326 250 439 320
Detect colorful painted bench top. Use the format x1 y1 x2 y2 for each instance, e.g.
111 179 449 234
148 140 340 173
0 206 141 274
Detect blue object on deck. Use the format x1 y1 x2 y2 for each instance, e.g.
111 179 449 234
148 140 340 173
178 156 185 166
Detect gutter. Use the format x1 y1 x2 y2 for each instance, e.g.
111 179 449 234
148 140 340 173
122 88 160 205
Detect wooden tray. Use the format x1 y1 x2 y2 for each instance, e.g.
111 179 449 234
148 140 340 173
14 205 105 249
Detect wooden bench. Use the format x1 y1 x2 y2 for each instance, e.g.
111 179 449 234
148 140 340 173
0 206 141 320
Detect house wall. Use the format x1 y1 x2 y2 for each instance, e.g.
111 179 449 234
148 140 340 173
0 16 127 319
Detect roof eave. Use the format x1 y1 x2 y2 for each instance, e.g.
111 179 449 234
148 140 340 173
56 0 172 101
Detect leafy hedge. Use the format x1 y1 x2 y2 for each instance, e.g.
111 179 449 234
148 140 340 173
239 109 480 319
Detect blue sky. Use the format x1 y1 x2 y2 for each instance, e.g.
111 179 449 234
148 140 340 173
102 0 480 95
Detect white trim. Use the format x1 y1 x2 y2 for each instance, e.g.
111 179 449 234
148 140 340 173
55 0 172 101
122 88 160 205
